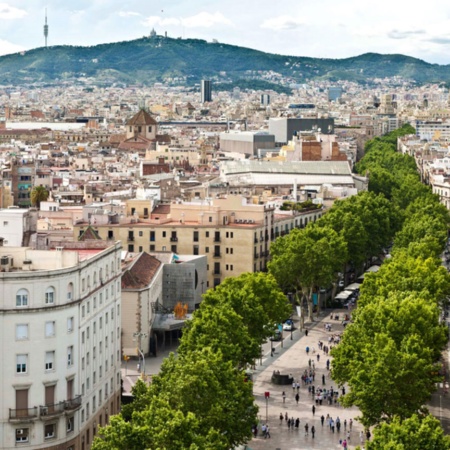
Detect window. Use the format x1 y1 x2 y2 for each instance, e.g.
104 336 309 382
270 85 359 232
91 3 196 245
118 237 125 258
209 216 212 222
67 283 74 301
87 327 90 339
193 245 199 255
15 428 29 443
67 317 74 333
67 416 74 433
230 232 234 238
82 306 85 318
16 289 28 307
99 317 103 329
205 246 209 253
45 321 55 337
82 331 85 344
45 287 55 305
81 409 85 423
16 354 27 373
139 231 143 237
87 302 90 314
16 324 28 340
150 244 155 251
206 231 209 238
44 423 56 439
162 231 166 238
67 346 73 367
45 351 55 371
193 231 199 242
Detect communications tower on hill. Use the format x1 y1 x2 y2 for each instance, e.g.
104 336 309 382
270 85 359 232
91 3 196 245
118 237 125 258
43 9 49 48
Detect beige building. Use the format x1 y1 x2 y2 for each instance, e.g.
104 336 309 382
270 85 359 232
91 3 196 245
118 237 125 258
0 240 122 450
74 196 323 288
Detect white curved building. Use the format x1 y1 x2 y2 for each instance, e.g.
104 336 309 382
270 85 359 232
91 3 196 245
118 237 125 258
0 241 122 450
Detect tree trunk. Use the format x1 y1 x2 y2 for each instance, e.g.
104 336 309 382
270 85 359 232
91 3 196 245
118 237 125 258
307 287 313 322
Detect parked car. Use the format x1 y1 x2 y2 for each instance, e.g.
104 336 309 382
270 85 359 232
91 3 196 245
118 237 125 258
283 319 294 331
270 329 283 341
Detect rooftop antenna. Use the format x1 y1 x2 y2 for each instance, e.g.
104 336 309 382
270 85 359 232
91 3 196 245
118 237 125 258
43 8 49 48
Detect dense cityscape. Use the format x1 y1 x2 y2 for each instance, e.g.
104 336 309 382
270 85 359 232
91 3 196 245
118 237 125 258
2 3 450 450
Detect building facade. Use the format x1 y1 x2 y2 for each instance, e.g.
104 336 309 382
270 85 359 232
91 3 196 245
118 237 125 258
0 241 122 450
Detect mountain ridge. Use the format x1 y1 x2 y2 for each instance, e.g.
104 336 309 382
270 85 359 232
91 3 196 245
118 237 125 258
1 36 449 87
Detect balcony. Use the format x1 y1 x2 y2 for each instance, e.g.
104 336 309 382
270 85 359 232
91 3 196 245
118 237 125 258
64 395 82 411
254 253 259 259
9 407 38 422
212 270 222 275
213 237 221 243
213 253 221 258
40 402 65 419
127 236 134 242
170 237 178 242
254 238 258 244
265 235 269 242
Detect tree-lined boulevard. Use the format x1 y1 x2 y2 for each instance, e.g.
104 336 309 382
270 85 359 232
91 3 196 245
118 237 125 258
92 124 450 449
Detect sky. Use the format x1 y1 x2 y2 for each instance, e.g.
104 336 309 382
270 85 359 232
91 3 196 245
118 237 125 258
1 1 450 65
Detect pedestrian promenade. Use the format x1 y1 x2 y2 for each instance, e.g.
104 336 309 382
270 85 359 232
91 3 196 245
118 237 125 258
248 309 366 450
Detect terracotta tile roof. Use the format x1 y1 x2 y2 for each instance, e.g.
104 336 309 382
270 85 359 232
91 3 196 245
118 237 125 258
126 109 157 126
151 204 171 215
121 252 162 289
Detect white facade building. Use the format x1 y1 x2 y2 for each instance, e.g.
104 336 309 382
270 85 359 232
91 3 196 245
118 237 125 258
0 241 122 450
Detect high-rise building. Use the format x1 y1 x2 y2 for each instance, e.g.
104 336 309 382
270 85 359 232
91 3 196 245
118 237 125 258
201 80 212 103
328 87 342 102
261 94 270 106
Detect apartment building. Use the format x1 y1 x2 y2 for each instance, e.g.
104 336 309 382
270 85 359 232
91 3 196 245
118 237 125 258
73 196 322 288
0 241 122 450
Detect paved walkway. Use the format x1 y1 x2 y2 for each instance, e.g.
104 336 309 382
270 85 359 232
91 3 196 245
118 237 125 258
248 309 365 450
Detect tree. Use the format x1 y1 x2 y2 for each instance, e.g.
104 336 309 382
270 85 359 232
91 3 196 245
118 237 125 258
269 225 348 321
332 292 447 427
358 414 450 450
359 251 450 309
93 349 257 450
30 185 49 208
177 302 260 368
199 272 291 346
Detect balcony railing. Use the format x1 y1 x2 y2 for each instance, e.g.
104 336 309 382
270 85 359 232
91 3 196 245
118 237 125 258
64 395 82 411
254 253 259 259
170 237 178 242
9 407 38 421
213 237 221 242
40 401 65 418
212 270 222 275
127 236 134 242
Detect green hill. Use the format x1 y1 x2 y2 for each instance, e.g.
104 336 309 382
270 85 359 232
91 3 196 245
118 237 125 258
1 36 449 86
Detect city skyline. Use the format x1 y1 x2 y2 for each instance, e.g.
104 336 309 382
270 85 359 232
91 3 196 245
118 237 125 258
1 0 450 64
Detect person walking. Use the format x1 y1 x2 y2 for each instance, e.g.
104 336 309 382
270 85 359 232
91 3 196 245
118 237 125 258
287 418 291 429
360 430 365 445
295 418 300 430
343 419 347 431
305 329 309 336
366 429 371 441
349 418 353 431
304 423 309 436
285 412 288 421
322 374 326 385
312 404 316 415
282 391 286 404
342 438 348 449
317 353 320 362
311 425 315 439
292 380 296 392
295 393 299 405
265 424 271 439
321 415 325 426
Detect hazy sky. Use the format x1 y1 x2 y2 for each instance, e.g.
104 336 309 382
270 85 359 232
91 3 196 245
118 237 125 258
1 1 450 64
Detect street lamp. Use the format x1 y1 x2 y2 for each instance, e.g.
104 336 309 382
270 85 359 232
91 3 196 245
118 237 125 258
133 332 148 375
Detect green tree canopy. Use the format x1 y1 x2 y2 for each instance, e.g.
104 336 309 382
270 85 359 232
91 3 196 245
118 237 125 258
358 414 450 450
332 292 447 427
93 349 257 450
30 185 49 208
269 224 348 320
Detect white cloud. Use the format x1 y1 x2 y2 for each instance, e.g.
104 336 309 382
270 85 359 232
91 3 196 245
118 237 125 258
181 12 232 28
142 11 232 29
0 3 27 19
118 11 141 18
260 15 303 31
0 39 25 56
